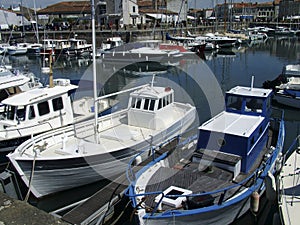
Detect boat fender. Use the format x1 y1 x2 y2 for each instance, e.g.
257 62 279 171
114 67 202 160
265 171 276 201
275 152 283 172
250 191 260 214
135 155 142 165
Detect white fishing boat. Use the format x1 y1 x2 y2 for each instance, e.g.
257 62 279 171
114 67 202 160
7 78 196 198
62 36 92 57
126 82 285 225
96 37 124 56
7 43 29 55
101 45 183 64
0 77 116 165
273 77 300 109
278 135 300 225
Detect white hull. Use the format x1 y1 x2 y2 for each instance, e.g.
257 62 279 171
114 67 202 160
9 101 196 198
278 138 300 225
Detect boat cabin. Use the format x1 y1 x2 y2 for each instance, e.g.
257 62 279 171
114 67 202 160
128 86 174 130
0 79 77 128
197 86 273 174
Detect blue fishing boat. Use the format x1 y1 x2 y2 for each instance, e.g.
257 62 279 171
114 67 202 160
126 82 285 225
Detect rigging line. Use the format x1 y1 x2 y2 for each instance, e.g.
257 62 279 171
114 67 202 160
24 149 37 202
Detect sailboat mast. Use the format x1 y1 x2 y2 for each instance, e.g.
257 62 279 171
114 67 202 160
33 0 39 43
91 0 99 143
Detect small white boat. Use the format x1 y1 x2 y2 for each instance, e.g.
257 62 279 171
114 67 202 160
102 45 183 64
274 77 300 109
278 135 300 225
27 43 43 55
8 78 196 198
7 43 29 55
0 78 116 165
125 83 285 225
0 43 10 55
63 37 92 57
96 37 124 56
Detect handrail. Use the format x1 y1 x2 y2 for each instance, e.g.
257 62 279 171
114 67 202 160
284 135 300 162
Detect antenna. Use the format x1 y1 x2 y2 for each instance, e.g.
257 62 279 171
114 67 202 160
250 75 254 91
151 74 156 88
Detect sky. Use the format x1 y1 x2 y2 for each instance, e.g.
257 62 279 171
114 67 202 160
1 0 273 10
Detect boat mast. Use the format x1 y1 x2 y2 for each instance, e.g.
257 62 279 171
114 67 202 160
33 0 39 43
91 0 99 143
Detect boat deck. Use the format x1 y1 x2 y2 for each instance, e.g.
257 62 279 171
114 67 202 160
142 128 277 211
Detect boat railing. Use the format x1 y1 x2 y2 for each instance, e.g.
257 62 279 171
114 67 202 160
126 167 260 215
126 135 182 183
283 135 300 163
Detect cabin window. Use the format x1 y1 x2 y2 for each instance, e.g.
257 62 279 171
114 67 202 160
227 96 243 110
144 99 150 110
245 98 263 113
52 97 63 111
149 99 155 111
6 105 16 120
28 106 35 120
38 101 50 116
16 106 26 121
163 96 169 107
136 99 142 109
158 99 162 109
0 89 9 102
131 97 136 108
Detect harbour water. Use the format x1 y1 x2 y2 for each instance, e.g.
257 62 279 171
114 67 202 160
0 36 299 224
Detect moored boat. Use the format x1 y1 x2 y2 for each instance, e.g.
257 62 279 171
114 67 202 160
1 78 116 165
7 78 196 198
277 135 300 225
125 82 285 225
273 77 300 109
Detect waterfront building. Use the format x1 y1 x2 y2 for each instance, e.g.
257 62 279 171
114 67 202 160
279 0 300 21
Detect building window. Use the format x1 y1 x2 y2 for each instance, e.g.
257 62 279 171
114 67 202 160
133 6 136 13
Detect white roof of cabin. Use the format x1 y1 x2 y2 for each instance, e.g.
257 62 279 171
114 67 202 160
130 86 173 99
226 86 272 98
0 75 30 89
2 84 77 106
199 111 265 137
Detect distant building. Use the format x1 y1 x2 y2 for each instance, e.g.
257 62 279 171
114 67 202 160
0 8 30 30
256 0 280 22
96 0 140 28
279 0 300 20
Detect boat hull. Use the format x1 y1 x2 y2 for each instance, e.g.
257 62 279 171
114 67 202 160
135 196 251 225
9 106 195 198
273 94 300 109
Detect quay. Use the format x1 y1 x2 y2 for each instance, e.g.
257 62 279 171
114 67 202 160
1 22 299 45
0 191 68 225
